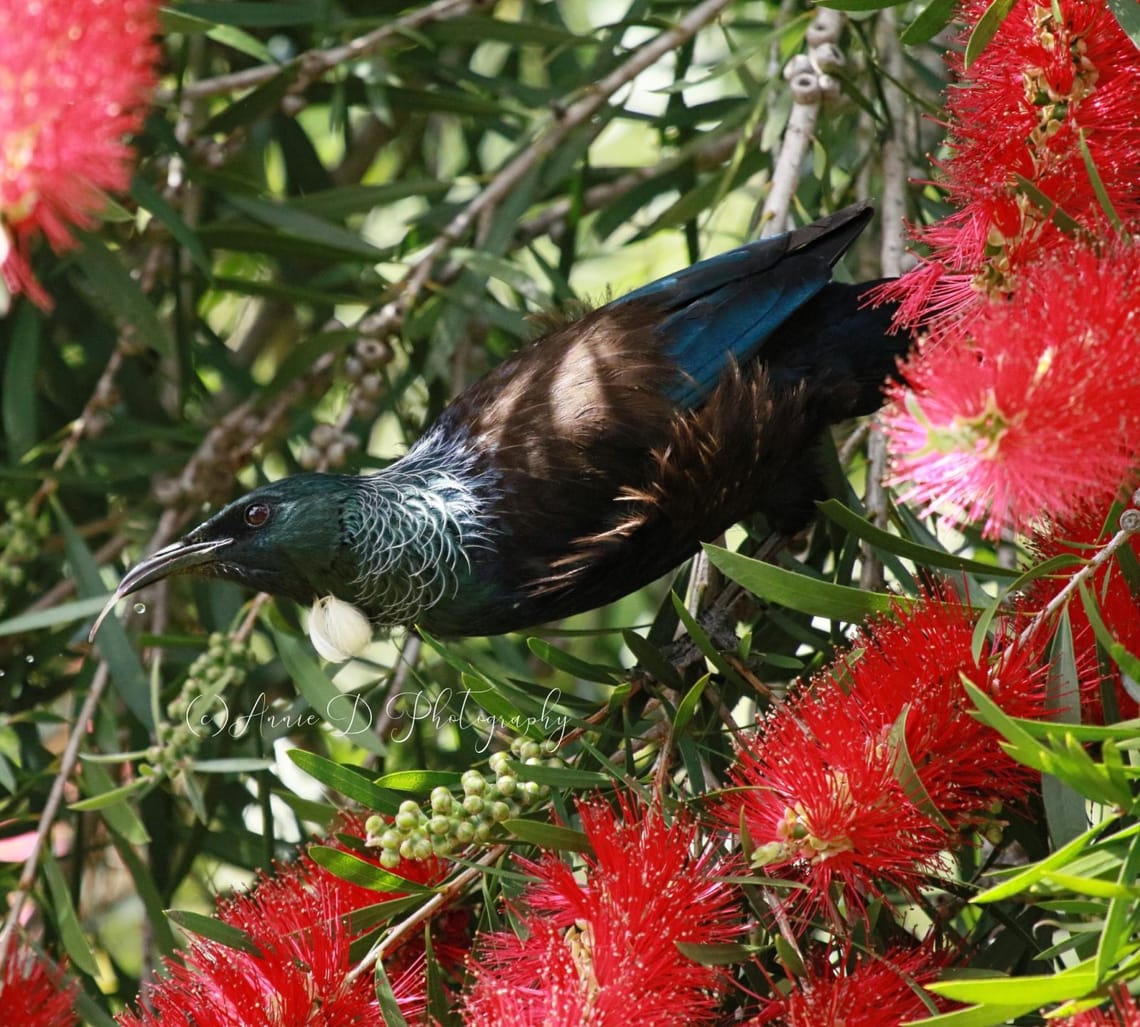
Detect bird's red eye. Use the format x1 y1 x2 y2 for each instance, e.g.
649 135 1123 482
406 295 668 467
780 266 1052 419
244 503 271 528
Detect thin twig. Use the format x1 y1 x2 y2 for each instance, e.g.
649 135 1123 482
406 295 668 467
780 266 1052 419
1018 508 1140 648
0 663 110 975
514 122 765 247
360 0 737 341
685 7 847 624
156 0 486 104
343 845 507 986
758 9 846 237
860 13 909 592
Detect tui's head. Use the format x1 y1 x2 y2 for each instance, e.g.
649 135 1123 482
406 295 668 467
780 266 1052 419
93 474 362 633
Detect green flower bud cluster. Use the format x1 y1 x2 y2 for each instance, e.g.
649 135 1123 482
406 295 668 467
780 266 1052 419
146 632 253 774
365 737 562 866
0 500 49 613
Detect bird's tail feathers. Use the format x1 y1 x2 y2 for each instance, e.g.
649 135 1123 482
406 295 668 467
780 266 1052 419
764 279 911 422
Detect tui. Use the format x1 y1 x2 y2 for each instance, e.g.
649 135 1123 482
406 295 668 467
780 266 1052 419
92 202 907 654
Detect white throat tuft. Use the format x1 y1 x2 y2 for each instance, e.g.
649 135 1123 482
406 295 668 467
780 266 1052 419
307 594 373 663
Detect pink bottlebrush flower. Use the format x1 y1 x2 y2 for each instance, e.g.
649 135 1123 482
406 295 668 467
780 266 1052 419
882 244 1140 538
462 795 741 1026
117 815 448 1027
883 0 1140 325
0 0 160 307
1029 509 1140 723
0 947 78 1027
1054 987 1140 1026
744 942 952 1026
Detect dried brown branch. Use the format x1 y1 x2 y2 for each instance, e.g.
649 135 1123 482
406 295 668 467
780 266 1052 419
156 0 489 105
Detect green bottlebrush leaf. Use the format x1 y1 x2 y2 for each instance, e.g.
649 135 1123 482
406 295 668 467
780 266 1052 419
223 195 387 261
817 499 1018 578
671 673 710 736
73 235 174 357
1014 174 1082 234
44 852 99 976
131 176 211 274
0 596 109 637
674 941 752 965
1077 131 1124 232
53 498 152 728
815 0 909 10
373 770 462 793
202 64 301 134
307 846 435 893
503 819 590 852
974 816 1127 903
1095 819 1140 983
969 552 1081 662
111 837 178 956
509 762 610 788
527 637 621 684
670 594 748 691
375 957 411 1027
272 629 385 755
927 962 1097 1005
704 543 902 622
167 910 263 956
343 895 423 936
54 770 146 816
74 763 151 844
622 629 685 691
888 705 952 831
964 0 1017 69
2 304 39 459
176 1 321 27
1042 610 1089 848
286 749 402 814
966 676 1132 807
425 14 594 47
1107 0 1140 53
901 0 958 44
205 22 276 62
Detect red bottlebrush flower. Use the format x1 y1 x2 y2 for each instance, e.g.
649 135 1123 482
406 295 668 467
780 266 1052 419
1029 510 1140 723
744 942 951 1026
0 948 78 1027
882 0 1140 325
1054 987 1140 1026
883 244 1140 538
821 596 1049 822
117 815 448 1027
462 795 741 1026
721 593 1049 920
722 686 947 921
0 0 160 307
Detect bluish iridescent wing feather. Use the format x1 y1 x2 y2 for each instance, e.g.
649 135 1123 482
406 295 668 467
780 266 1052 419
609 203 874 409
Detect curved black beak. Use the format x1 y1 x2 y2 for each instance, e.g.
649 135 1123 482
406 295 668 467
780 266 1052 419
88 537 233 642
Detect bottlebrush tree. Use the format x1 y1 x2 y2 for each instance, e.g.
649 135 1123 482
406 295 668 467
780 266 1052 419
1 1 1139 1025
